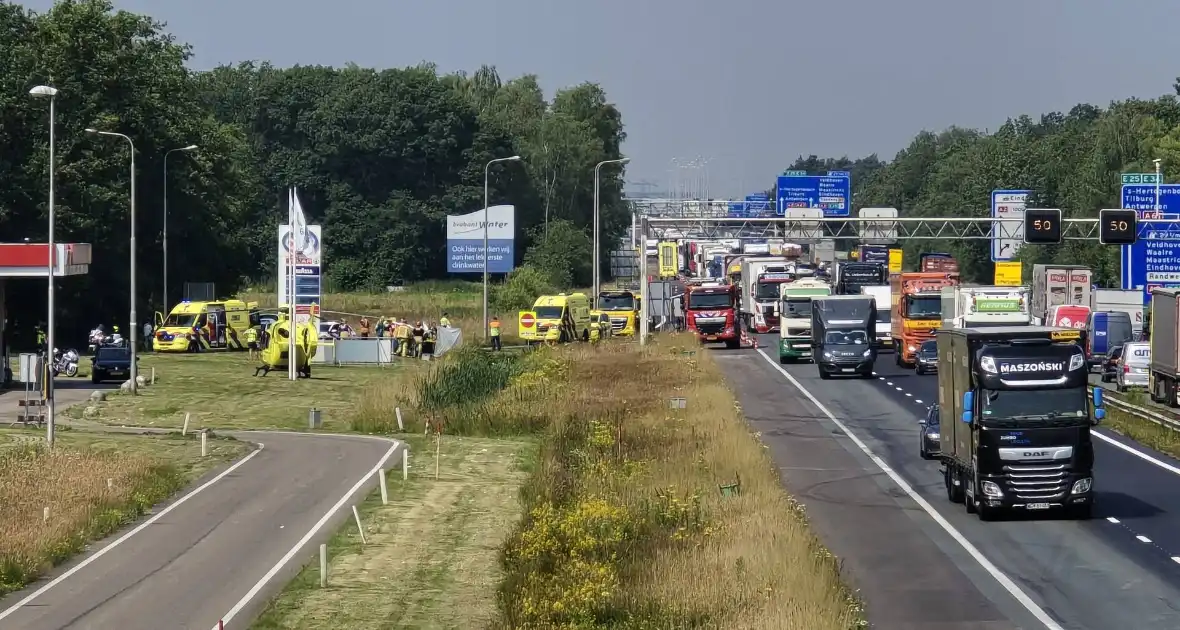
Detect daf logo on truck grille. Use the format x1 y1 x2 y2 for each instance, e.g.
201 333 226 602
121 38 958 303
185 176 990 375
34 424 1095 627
999 361 1063 374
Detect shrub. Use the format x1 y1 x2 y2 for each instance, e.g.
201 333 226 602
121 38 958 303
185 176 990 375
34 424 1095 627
491 265 558 313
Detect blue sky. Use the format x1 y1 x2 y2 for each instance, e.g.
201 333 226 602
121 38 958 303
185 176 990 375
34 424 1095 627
25 0 1180 197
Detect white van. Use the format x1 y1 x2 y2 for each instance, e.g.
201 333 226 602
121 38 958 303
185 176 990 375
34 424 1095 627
1117 342 1150 392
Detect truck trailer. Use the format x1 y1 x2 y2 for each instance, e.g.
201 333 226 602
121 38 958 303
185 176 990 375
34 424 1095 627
811 295 876 379
1091 288 1144 336
1149 287 1180 406
1031 265 1092 325
940 286 1031 329
859 285 893 351
938 326 1102 520
778 279 832 363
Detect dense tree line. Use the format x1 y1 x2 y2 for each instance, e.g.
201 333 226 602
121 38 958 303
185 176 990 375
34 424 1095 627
781 88 1180 286
0 0 626 343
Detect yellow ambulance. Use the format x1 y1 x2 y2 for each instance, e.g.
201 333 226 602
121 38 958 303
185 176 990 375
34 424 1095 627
153 299 260 352
519 293 592 343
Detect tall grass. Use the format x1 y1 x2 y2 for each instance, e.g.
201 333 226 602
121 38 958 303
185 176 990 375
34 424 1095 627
349 336 864 627
0 445 185 595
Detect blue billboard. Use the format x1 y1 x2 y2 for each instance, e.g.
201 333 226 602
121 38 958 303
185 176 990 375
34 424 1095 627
775 174 851 217
1121 185 1180 304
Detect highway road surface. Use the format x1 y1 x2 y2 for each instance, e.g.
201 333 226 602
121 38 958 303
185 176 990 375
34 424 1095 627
0 430 401 630
711 334 1180 630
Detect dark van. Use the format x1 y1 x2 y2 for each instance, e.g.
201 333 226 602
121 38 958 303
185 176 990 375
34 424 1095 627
1087 311 1133 371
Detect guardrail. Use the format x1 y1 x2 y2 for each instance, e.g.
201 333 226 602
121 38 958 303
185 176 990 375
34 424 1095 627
1088 385 1180 432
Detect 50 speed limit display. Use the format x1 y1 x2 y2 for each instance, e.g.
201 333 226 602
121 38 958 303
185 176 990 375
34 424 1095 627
1023 208 1062 244
1099 209 1138 245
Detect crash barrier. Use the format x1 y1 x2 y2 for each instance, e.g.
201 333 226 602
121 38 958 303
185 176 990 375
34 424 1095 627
312 328 464 365
1090 385 1180 432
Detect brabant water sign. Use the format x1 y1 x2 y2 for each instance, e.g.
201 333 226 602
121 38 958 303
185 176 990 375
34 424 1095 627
991 190 1030 262
775 173 851 218
1120 184 1180 305
446 205 516 274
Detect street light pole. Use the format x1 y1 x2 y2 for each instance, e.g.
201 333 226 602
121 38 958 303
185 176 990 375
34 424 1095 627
1155 158 1163 214
482 155 522 338
593 158 630 302
163 145 198 313
29 85 58 447
86 129 139 394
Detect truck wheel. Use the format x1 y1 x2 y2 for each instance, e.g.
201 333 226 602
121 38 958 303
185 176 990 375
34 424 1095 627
818 371 831 380
945 466 964 503
895 352 901 367
725 339 739 349
915 365 925 375
976 500 997 521
779 356 789 364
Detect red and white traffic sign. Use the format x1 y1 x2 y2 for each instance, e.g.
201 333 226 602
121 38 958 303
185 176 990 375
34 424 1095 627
519 313 535 328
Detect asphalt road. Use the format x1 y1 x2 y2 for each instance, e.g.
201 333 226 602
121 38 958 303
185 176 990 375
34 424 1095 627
712 335 1180 630
0 430 400 630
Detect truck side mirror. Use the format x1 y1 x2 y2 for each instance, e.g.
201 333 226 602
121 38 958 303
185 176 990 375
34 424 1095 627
961 391 974 423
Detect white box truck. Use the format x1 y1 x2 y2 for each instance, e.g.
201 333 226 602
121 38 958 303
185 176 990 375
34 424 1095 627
941 286 1032 329
1149 287 1180 406
860 285 894 351
740 257 790 332
1091 288 1144 336
1031 265 1092 325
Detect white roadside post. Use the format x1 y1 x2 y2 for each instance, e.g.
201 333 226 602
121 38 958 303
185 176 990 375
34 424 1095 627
29 85 58 446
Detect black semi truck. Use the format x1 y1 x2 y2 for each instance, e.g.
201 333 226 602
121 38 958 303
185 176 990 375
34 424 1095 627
811 295 876 379
834 261 887 295
938 326 1104 520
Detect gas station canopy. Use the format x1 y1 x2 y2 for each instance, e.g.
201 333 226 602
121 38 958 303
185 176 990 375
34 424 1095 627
0 243 91 277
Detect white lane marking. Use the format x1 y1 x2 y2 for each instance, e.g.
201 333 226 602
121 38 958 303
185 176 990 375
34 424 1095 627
1091 430 1180 477
895 387 903 391
886 381 894 386
756 350 1064 630
916 399 924 404
872 372 878 376
905 393 913 397
1107 517 1121 524
879 377 886 381
213 438 400 628
1173 557 1180 565
0 444 266 622
1137 535 1153 543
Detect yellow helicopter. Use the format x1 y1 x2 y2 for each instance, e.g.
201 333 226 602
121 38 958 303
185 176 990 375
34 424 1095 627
254 307 319 378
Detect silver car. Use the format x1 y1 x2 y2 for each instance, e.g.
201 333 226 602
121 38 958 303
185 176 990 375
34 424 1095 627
1116 342 1150 392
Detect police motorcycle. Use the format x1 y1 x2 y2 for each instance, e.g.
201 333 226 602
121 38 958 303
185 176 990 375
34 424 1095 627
51 347 80 377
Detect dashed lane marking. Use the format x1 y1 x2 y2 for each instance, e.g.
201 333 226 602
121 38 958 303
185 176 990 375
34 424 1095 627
1137 535 1153 543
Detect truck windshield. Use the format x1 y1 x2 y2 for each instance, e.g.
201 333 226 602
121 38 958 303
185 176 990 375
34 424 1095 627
781 298 812 317
688 293 732 309
163 313 198 328
534 306 564 320
598 295 634 311
905 295 941 318
755 282 784 299
876 309 891 324
981 388 1088 420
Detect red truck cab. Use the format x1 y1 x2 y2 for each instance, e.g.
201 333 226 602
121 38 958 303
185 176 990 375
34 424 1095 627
686 283 741 349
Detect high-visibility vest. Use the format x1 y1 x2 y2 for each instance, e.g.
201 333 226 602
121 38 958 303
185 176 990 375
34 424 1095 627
489 321 501 337
245 328 258 343
440 317 451 327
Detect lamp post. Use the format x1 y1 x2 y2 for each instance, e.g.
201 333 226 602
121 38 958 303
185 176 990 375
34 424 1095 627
163 145 198 312
482 155 522 338
1155 158 1163 213
86 128 139 394
593 158 630 301
29 85 58 447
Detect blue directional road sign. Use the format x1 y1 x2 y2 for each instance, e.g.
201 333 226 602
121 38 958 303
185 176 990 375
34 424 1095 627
827 171 851 178
775 174 851 217
727 201 749 218
1121 184 1180 305
745 192 771 216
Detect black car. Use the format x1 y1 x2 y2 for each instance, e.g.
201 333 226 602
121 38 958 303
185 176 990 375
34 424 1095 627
1100 344 1124 383
915 339 938 375
919 404 941 460
91 345 137 384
